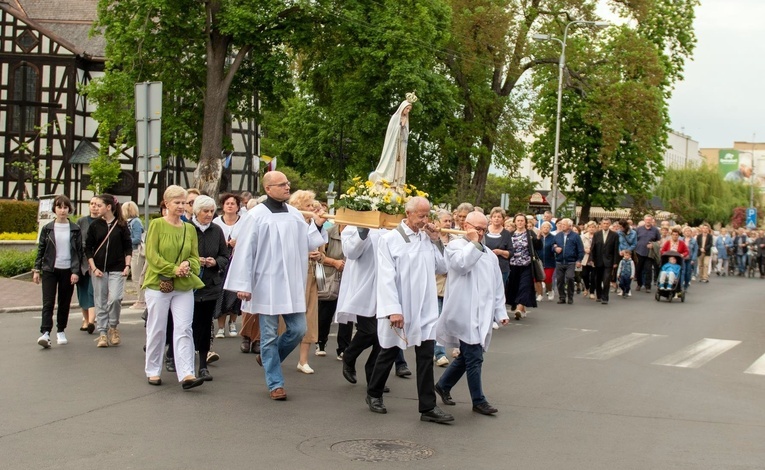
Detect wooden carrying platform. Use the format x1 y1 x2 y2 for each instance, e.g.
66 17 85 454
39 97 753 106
333 208 405 229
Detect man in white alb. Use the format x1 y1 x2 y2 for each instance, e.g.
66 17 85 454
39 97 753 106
365 196 454 423
224 171 327 400
434 212 509 415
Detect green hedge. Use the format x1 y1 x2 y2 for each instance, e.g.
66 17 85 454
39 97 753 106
0 249 36 277
0 200 38 233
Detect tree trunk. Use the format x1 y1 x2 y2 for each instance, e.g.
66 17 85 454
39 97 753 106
580 203 591 224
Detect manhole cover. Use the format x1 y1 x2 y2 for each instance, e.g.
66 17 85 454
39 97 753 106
330 439 434 462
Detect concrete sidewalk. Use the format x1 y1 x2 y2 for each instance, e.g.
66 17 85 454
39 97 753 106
0 276 138 313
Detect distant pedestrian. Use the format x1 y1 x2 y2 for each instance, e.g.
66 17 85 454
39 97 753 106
552 218 584 304
76 197 100 333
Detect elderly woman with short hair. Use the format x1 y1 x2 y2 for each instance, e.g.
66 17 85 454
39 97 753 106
143 185 205 389
190 195 229 381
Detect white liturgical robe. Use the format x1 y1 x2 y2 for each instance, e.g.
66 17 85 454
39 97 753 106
376 222 447 349
223 203 327 315
437 238 508 351
335 226 384 324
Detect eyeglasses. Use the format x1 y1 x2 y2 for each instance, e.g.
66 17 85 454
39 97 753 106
267 181 291 188
465 222 487 233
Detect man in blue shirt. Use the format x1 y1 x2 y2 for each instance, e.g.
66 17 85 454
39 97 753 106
552 218 584 304
634 215 661 292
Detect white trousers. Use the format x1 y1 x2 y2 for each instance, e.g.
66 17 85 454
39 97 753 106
144 288 195 382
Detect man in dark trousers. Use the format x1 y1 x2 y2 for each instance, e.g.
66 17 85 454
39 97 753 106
552 218 584 305
635 215 661 292
591 218 621 305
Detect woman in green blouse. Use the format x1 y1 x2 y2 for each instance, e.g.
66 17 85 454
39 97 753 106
143 185 206 390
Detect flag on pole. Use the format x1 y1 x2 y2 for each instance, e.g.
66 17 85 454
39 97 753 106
261 155 277 172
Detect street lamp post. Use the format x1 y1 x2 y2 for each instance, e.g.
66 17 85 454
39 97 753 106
533 20 609 218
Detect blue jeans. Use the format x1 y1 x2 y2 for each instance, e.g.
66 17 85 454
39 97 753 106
436 341 486 406
618 274 631 295
259 313 307 391
434 297 446 360
683 260 693 289
737 254 747 274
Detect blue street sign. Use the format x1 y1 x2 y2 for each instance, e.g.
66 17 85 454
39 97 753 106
746 207 757 229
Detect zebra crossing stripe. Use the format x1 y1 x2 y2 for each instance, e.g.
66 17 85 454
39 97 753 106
576 333 666 360
652 338 742 369
744 354 765 375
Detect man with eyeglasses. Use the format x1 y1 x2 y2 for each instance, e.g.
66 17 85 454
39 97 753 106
435 211 509 415
224 171 327 401
366 196 453 423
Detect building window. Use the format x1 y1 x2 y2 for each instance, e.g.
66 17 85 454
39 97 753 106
11 63 39 134
16 29 39 53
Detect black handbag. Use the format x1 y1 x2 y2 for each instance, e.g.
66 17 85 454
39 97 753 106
527 231 545 281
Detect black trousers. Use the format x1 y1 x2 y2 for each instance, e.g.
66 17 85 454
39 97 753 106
40 269 75 334
192 299 217 355
317 299 338 349
368 340 436 413
581 265 595 293
635 254 655 289
343 315 381 384
595 266 613 301
337 321 353 355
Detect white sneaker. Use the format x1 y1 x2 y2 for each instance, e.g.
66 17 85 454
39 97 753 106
492 322 499 330
56 332 68 345
628 292 632 297
215 328 225 339
436 356 449 367
297 362 314 374
315 346 326 357
547 292 555 300
38 332 51 349
228 322 237 337
336 352 344 361
536 294 543 302
616 288 622 295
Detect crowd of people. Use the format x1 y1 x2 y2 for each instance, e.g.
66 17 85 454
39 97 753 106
30 180 765 420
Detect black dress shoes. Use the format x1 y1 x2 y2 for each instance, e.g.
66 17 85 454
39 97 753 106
434 383 455 406
472 402 498 415
198 368 213 381
396 365 412 377
342 364 357 384
147 377 162 386
567 298 574 304
557 299 566 304
251 340 260 354
420 406 454 423
240 336 251 353
181 376 205 390
366 395 387 414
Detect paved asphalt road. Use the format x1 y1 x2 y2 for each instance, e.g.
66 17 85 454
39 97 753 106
1 276 764 469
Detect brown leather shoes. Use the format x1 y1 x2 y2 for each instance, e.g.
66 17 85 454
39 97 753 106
270 387 287 400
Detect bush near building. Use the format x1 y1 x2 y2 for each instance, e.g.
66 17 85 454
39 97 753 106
0 200 38 233
0 249 36 277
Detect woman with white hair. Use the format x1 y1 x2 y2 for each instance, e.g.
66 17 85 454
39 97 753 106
189 195 229 381
143 185 205 390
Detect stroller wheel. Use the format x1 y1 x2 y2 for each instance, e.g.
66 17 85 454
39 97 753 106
668 295 673 303
681 292 685 303
655 293 660 301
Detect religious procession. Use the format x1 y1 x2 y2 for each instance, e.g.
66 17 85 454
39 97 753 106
29 93 765 428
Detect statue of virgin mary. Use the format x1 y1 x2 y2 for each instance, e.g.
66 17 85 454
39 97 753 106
369 92 417 187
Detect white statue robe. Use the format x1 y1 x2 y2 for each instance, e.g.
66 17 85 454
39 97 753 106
376 222 447 349
437 238 508 352
369 100 410 186
335 226 384 324
223 203 327 315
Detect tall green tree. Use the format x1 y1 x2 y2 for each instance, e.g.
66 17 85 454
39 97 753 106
87 0 312 199
529 1 699 221
268 0 455 198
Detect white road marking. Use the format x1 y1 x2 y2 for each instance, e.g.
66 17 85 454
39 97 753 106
744 354 765 375
652 338 742 368
576 333 666 360
564 328 598 332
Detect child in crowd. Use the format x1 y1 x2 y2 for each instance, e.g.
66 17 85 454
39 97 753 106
617 250 635 297
658 256 681 290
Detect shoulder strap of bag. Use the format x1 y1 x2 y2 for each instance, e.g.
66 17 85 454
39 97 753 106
175 223 187 264
93 221 118 258
395 224 410 243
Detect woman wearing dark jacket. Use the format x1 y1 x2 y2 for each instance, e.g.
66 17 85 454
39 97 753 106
505 213 542 320
85 194 132 348
33 195 83 348
190 196 229 381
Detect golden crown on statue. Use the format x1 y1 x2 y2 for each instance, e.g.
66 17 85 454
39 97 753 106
405 91 418 104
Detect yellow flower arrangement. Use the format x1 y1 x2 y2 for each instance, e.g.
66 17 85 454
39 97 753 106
335 178 429 215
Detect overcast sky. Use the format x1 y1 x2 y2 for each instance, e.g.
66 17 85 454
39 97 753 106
598 1 764 149
667 0 765 148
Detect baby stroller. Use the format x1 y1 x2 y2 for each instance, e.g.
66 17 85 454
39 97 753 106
655 250 685 303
